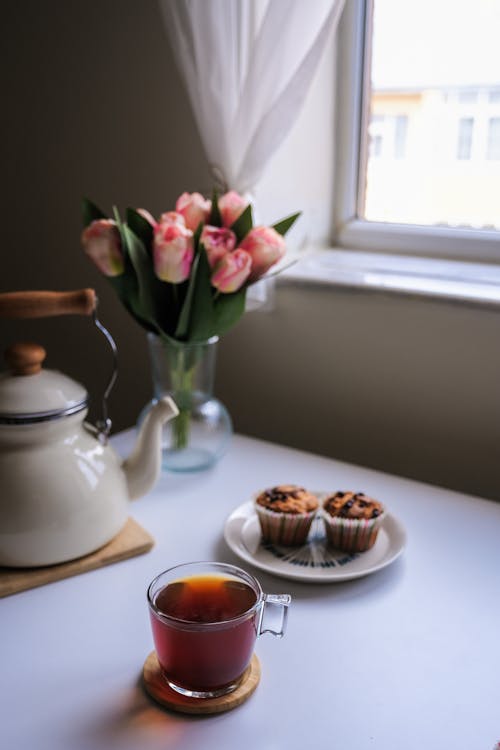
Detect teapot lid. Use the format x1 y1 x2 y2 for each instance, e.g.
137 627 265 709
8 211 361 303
0 342 88 424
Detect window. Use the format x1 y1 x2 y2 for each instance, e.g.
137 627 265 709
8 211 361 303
368 115 384 158
487 117 500 160
367 114 407 161
458 89 478 105
456 118 474 161
335 0 500 260
393 115 408 160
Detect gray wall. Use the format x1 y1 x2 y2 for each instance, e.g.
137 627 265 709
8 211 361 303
3 1 500 501
2 0 210 428
218 284 500 500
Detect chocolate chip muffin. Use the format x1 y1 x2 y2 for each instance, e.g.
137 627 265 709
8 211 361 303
322 491 385 552
255 485 319 546
323 491 383 520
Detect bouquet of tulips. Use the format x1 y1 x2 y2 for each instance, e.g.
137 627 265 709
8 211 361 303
81 190 300 344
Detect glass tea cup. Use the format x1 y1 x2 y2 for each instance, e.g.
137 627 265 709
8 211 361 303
147 561 291 698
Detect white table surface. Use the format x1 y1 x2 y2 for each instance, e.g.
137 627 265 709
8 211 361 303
2 431 500 750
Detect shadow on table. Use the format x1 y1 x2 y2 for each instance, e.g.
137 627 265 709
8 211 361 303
79 676 231 750
212 534 406 604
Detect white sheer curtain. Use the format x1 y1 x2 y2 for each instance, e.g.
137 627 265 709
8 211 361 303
159 0 345 196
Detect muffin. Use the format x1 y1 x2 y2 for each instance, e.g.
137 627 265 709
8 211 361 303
255 484 319 546
322 491 385 552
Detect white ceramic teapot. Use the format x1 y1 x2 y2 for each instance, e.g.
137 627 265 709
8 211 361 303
0 289 178 567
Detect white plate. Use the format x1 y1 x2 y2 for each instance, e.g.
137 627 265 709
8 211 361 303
223 501 406 583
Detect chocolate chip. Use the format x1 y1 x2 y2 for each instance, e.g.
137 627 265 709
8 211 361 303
338 499 354 517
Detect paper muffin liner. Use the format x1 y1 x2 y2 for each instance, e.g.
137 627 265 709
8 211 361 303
255 502 317 546
321 510 385 552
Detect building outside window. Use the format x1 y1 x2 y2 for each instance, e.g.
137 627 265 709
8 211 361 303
337 0 500 258
456 117 474 161
486 117 500 160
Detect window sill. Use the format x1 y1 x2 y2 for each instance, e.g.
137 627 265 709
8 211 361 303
280 248 500 309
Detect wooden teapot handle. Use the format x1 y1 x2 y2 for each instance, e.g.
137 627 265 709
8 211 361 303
0 289 97 319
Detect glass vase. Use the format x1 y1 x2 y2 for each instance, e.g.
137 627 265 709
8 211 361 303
139 333 232 472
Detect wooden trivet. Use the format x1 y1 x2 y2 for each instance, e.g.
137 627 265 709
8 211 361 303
0 517 154 598
142 651 261 715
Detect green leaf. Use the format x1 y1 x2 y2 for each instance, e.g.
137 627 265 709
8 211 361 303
112 205 130 266
81 201 157 334
100 229 156 334
122 226 159 328
230 204 253 242
82 198 106 228
174 254 199 340
112 205 124 237
173 221 205 337
175 223 213 340
208 188 222 226
123 224 184 338
272 211 301 236
102 208 149 329
126 208 154 257
186 248 217 341
106 273 156 334
175 243 218 342
212 288 247 337
193 221 203 247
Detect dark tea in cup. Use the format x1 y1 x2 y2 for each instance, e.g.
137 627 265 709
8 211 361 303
147 562 290 698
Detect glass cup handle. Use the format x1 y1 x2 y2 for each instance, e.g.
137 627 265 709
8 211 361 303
258 594 291 637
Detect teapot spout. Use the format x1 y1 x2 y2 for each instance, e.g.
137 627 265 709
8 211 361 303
122 397 179 500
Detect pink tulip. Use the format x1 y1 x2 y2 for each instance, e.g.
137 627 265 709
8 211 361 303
211 249 252 293
159 211 186 226
137 208 157 228
153 220 194 283
200 225 237 268
238 226 286 282
218 190 249 228
175 192 211 231
81 219 124 277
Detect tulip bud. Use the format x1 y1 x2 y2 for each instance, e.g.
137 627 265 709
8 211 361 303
159 211 186 226
200 225 237 268
175 192 211 231
238 226 286 282
153 220 194 283
211 249 252 293
218 190 249 228
81 219 124 277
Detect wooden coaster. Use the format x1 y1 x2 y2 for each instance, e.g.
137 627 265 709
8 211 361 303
142 651 261 715
0 517 154 598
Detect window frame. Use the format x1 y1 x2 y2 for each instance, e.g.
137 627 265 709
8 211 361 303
334 0 500 264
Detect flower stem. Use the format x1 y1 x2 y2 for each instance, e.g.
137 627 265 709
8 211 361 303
170 345 196 451
172 408 191 450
